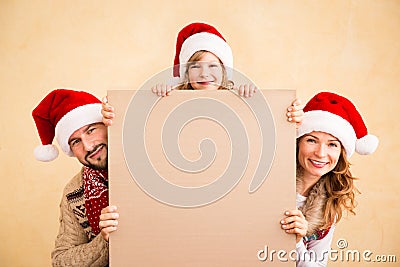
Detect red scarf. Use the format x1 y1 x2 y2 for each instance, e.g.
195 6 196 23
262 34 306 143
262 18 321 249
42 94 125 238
82 166 109 236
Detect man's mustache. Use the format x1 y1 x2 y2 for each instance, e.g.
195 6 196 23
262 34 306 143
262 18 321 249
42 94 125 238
85 144 106 161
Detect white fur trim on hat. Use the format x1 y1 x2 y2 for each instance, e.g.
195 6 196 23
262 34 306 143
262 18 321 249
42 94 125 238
55 103 103 157
34 144 59 162
179 32 233 80
297 110 357 157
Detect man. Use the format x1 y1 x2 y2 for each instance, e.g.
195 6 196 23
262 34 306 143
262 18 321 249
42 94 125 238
32 89 118 266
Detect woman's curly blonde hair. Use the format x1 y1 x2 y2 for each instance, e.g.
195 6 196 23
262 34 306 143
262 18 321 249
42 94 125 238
323 146 360 225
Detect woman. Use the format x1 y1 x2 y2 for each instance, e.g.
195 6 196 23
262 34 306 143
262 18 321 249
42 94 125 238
280 91 379 266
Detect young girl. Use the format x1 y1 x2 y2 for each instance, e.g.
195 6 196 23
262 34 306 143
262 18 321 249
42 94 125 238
280 92 379 266
102 22 303 125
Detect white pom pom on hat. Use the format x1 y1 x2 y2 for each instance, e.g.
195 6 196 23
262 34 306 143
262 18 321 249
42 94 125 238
33 144 59 162
32 89 102 162
356 134 379 155
296 92 378 157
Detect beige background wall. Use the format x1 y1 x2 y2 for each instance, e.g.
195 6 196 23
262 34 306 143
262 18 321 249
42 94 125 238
1 1 398 266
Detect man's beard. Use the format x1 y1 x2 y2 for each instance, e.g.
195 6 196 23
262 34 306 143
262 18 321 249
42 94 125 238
84 144 108 170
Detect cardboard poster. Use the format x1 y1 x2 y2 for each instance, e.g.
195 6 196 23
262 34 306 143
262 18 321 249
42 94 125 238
108 89 296 266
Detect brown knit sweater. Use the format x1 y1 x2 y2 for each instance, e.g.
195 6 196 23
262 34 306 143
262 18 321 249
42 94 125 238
51 168 109 267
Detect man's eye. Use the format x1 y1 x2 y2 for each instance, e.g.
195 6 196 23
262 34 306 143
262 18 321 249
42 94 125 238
70 139 80 147
87 127 95 134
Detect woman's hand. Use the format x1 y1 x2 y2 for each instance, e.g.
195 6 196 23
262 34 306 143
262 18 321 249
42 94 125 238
101 96 115 126
151 83 173 97
286 98 304 128
280 209 308 243
99 205 119 242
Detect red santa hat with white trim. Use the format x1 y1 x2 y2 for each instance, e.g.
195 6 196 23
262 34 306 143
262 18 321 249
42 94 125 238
171 22 233 84
297 92 379 157
32 89 103 162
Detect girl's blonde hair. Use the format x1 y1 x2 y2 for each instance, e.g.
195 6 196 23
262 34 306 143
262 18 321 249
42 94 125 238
176 50 233 90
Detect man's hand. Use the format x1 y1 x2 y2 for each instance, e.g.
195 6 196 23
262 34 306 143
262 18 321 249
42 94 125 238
99 205 119 242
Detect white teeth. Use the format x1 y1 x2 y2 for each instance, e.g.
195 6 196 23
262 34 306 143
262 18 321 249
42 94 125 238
311 160 326 166
90 146 102 157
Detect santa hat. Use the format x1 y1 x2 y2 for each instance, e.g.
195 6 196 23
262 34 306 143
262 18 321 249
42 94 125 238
32 89 102 162
297 92 379 157
172 22 233 83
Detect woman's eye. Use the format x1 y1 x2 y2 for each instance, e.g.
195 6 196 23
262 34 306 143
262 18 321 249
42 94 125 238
189 64 200 69
329 142 338 148
209 63 219 68
306 138 316 143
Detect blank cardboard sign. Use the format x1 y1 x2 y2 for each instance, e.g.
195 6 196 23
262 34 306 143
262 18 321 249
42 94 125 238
108 89 296 266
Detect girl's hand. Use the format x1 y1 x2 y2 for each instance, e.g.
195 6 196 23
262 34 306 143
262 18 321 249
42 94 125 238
99 205 119 242
151 83 173 97
237 83 257 98
287 98 304 128
280 209 308 243
101 96 115 126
